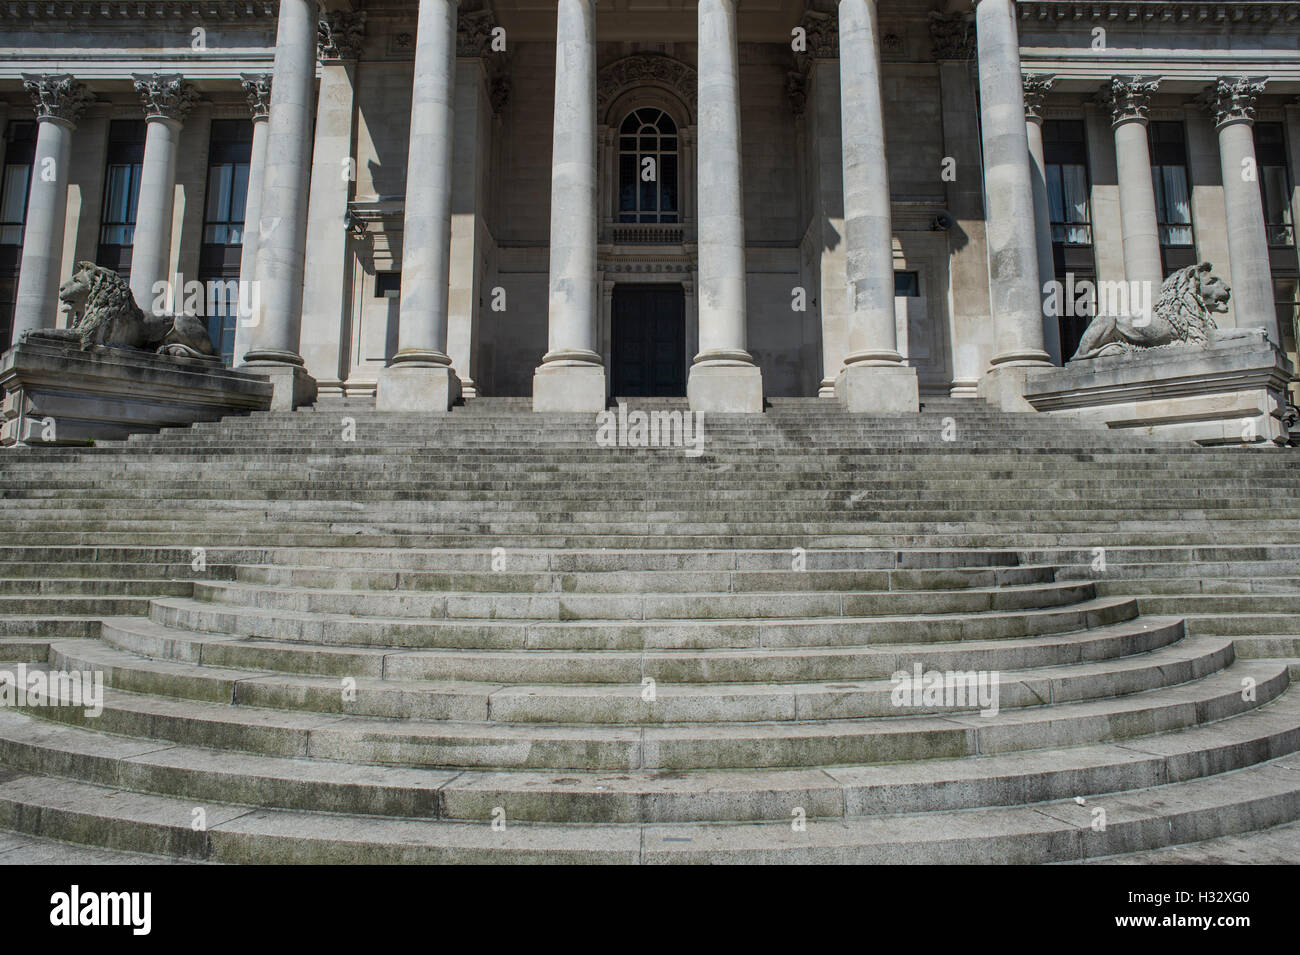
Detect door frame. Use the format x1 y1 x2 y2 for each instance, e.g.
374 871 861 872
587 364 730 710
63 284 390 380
599 273 697 396
606 280 691 398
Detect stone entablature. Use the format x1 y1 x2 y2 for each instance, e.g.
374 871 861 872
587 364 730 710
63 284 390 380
1018 1 1300 25
0 0 277 20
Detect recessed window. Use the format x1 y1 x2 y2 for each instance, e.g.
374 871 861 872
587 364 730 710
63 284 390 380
1149 121 1195 273
0 121 35 246
894 272 920 297
1255 122 1294 248
375 272 401 298
98 120 147 273
617 108 679 224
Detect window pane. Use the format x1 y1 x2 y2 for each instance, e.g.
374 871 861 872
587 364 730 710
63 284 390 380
1261 165 1293 246
620 137 636 151
230 163 250 225
206 164 233 222
0 164 29 223
661 155 678 212
620 114 637 134
618 154 637 211
639 136 657 151
640 158 657 211
659 114 676 134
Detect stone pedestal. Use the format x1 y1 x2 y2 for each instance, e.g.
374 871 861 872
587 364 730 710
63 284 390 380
836 362 919 414
375 362 460 413
0 332 273 446
979 362 1052 412
1023 333 1293 445
533 362 606 413
688 363 763 414
238 359 316 412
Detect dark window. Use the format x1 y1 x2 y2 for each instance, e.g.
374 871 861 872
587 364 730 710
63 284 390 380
1255 122 1294 248
617 109 679 224
199 120 254 364
1044 120 1098 361
0 121 37 352
374 272 401 298
97 120 147 275
1148 121 1195 273
894 272 920 297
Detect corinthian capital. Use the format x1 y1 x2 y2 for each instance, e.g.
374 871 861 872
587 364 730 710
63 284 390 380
133 74 198 123
318 9 366 61
1202 77 1267 127
240 73 273 121
929 11 975 60
1097 76 1159 125
22 73 94 125
1023 74 1055 122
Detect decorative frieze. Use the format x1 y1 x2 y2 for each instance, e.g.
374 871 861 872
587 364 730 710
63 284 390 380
1097 76 1160 125
1201 77 1267 127
240 73 273 120
22 74 93 125
133 73 198 123
317 9 366 62
929 11 975 61
596 54 697 113
1022 74 1055 122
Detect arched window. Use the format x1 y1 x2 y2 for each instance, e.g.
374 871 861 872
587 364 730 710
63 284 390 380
618 108 678 224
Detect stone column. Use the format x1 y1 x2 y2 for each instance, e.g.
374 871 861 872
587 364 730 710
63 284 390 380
1204 77 1280 347
234 74 272 363
834 0 916 411
533 0 605 411
127 75 196 315
688 0 763 413
11 75 92 342
1101 76 1163 318
809 54 849 398
301 10 364 397
239 0 318 410
1023 73 1062 364
931 11 991 397
972 0 1052 409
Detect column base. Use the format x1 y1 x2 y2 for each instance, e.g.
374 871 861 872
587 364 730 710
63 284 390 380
238 360 318 411
978 362 1053 412
375 363 461 412
688 363 764 413
818 378 837 399
532 362 607 413
835 363 919 413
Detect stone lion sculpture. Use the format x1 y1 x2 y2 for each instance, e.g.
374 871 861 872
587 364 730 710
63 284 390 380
48 261 218 359
1070 262 1260 361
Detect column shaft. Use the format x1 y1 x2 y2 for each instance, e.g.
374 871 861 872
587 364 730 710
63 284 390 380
234 75 271 363
129 117 183 312
974 0 1050 369
532 0 606 411
687 0 762 412
1218 119 1279 344
12 117 74 339
244 0 316 365
1024 75 1061 364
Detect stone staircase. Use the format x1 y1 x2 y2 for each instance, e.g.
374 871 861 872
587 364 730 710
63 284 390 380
0 396 1298 863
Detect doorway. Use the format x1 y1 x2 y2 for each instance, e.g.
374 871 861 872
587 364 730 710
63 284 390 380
610 284 686 397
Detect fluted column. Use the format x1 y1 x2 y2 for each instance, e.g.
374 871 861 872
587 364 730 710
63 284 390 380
239 0 318 409
833 0 917 411
1102 77 1164 311
11 75 92 342
533 0 606 411
1023 74 1061 364
1204 77 1280 346
688 0 763 412
234 74 271 361
972 0 1051 409
128 74 196 314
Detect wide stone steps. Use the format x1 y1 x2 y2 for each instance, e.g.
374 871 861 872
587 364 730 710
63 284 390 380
10 660 1287 771
41 632 1239 724
98 614 1188 684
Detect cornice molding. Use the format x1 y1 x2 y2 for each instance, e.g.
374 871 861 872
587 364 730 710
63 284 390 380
0 0 277 21
1018 1 1300 26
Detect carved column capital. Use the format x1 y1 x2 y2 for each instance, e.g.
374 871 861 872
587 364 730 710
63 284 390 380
929 11 975 60
240 73 273 121
1097 76 1159 126
317 8 366 61
1201 77 1267 127
1023 73 1054 122
133 73 198 123
798 9 838 59
457 7 500 57
22 73 93 125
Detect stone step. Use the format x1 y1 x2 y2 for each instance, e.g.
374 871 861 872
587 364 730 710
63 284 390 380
2 747 1298 862
147 593 1141 650
99 614 1190 684
43 631 1237 724
2 690 1297 824
13 661 1286 771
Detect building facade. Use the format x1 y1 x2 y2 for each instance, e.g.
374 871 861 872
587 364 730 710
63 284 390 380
2 0 1299 410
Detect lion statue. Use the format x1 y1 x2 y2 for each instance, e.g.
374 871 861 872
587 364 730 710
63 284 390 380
1070 262 1260 361
48 261 218 360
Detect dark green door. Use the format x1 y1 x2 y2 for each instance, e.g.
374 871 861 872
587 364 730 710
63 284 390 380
611 284 686 397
